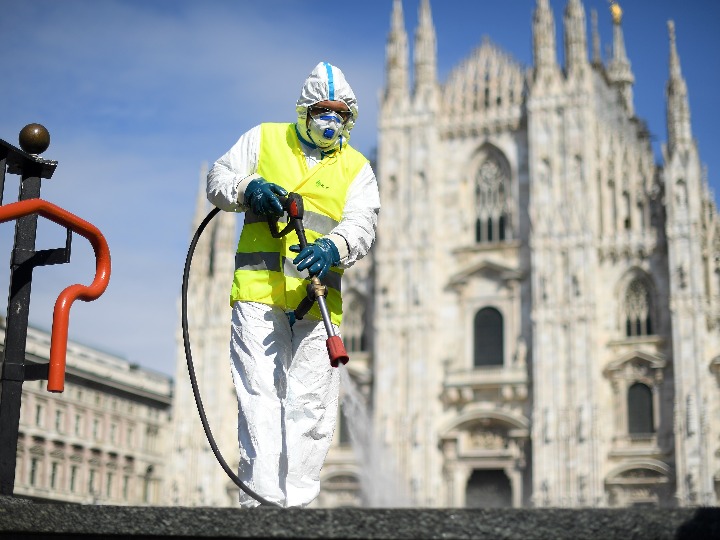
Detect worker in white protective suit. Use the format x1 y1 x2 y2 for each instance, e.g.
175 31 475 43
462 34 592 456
207 62 380 508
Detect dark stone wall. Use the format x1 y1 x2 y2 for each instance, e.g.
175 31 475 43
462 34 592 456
0 498 718 539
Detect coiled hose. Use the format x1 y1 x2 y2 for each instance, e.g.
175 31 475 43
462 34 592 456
181 206 280 508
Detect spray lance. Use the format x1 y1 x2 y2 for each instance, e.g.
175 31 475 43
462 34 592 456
181 192 348 507
269 192 349 367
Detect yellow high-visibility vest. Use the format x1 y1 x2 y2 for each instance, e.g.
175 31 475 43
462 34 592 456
230 123 368 325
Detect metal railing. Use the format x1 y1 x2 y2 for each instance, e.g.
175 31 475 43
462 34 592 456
0 124 111 495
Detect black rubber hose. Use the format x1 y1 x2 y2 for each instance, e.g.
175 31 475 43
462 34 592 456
181 206 281 508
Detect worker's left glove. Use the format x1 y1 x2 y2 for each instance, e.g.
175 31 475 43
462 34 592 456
290 237 340 279
244 178 287 217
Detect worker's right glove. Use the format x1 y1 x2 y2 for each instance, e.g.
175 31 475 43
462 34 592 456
290 237 340 279
244 178 287 217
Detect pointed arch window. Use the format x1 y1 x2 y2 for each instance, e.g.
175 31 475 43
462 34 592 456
208 224 218 277
627 382 654 434
337 403 351 446
474 156 510 244
473 308 504 367
624 278 654 337
340 294 367 353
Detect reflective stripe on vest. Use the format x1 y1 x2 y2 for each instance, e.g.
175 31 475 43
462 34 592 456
234 252 281 272
230 123 367 325
235 252 342 293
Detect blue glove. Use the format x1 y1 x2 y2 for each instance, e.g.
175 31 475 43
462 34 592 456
290 237 340 279
244 178 287 217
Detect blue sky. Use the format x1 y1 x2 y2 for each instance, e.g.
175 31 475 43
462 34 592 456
0 0 718 378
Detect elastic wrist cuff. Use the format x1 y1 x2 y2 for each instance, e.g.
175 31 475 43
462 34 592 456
324 233 348 263
237 173 263 204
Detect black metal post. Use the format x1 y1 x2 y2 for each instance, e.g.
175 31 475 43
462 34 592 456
0 168 41 495
0 125 58 496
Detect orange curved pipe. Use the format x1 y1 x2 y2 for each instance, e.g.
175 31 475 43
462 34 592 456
0 199 111 393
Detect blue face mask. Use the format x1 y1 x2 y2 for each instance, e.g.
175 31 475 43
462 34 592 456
306 111 343 149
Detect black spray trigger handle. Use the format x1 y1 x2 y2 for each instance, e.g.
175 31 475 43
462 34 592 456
278 192 304 220
268 192 305 240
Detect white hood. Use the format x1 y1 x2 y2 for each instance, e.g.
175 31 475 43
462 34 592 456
295 62 358 148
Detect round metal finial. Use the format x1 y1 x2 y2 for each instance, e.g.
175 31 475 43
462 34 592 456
19 123 50 155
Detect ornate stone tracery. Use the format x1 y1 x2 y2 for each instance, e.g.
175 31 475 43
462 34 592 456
441 39 526 128
624 278 653 336
470 145 513 245
617 271 657 338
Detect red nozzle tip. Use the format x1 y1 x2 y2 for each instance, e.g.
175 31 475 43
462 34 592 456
327 336 349 368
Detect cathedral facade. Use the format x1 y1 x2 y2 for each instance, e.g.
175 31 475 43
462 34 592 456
169 0 720 508
375 0 719 508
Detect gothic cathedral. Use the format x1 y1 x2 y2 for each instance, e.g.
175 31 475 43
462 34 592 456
170 0 720 508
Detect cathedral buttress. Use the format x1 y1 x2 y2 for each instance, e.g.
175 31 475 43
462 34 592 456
662 20 715 506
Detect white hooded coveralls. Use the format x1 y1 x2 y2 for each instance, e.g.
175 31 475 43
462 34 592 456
207 62 380 507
